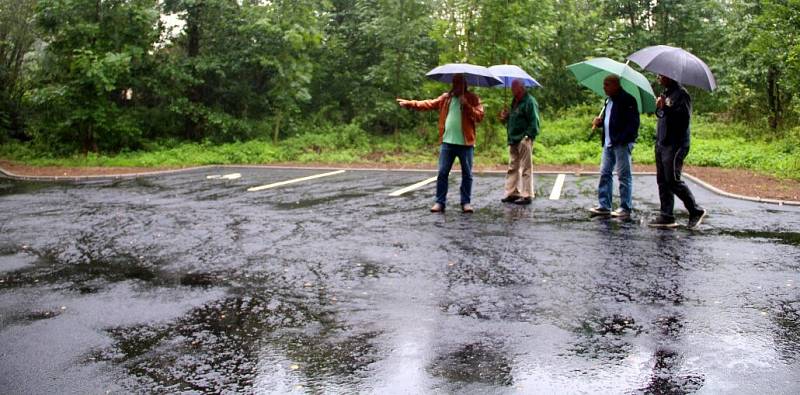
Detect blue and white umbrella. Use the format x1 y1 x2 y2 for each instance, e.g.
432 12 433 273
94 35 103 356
488 65 542 88
425 63 504 88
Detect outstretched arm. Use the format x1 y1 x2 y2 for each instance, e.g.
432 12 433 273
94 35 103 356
396 93 447 111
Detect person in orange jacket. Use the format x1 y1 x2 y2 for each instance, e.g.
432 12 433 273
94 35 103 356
396 74 485 213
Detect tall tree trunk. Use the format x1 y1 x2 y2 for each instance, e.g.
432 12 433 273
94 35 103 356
273 113 282 143
184 3 202 140
627 0 637 31
767 65 780 130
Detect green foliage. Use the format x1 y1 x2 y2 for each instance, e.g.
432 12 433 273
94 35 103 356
0 0 797 179
0 0 38 140
4 109 798 180
27 0 159 153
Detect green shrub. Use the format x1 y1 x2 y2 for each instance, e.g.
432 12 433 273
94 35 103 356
2 108 798 180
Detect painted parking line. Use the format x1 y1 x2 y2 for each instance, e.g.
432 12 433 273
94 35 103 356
388 176 438 197
206 173 241 180
549 173 566 200
246 170 346 192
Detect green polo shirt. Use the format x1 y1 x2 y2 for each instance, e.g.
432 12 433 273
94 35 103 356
506 93 540 145
443 96 466 145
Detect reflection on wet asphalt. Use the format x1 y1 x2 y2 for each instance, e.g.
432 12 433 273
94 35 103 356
1 167 799 393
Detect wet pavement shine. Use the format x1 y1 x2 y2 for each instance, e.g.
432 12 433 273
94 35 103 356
0 167 799 394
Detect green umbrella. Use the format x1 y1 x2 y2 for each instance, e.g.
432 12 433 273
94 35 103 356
567 57 656 113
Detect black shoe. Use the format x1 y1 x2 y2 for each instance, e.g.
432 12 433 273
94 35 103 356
501 195 521 203
687 209 707 229
649 215 678 228
588 206 611 216
513 197 532 205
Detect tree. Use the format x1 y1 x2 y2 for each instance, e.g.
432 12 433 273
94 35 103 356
533 0 604 110
0 0 38 141
308 0 436 134
746 0 800 129
160 0 322 142
29 0 160 153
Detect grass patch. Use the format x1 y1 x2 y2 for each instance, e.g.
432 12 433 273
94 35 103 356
2 112 799 180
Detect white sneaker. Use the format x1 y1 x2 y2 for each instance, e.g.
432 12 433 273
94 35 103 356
610 208 631 218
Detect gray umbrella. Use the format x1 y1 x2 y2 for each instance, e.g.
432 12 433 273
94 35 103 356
627 45 717 91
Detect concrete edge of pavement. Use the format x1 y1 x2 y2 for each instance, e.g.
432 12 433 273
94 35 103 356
1 163 799 207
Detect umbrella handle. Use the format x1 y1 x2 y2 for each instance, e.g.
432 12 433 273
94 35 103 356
592 107 604 130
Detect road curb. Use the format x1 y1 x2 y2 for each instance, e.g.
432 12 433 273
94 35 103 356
1 163 798 206
682 172 800 206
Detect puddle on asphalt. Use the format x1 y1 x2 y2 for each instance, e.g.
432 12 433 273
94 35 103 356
2 171 800 393
428 341 514 387
569 314 642 361
0 179 56 196
718 229 800 247
0 243 230 295
637 348 705 394
91 293 379 392
771 299 800 363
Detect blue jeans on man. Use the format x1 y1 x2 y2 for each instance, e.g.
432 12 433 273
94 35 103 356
598 142 634 212
436 143 473 207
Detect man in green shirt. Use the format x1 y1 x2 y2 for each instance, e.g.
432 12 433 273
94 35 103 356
397 74 485 213
500 79 540 205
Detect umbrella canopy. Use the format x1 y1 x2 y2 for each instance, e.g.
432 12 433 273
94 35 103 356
627 45 716 91
567 57 656 113
425 63 504 88
488 65 542 88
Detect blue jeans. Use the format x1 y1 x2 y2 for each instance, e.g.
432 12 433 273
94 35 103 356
436 143 474 206
598 143 634 211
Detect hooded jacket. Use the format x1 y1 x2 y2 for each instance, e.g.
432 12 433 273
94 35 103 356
656 84 692 147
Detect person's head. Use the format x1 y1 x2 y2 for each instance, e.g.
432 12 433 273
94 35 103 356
603 75 622 97
657 74 675 88
511 79 526 100
451 74 467 96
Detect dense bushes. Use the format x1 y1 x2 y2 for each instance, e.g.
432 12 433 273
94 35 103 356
3 109 798 180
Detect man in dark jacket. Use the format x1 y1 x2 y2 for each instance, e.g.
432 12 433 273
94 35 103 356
649 75 707 229
589 75 640 218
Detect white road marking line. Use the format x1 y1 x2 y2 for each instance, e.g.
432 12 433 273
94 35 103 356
246 170 346 192
549 174 566 200
207 173 241 180
389 176 438 197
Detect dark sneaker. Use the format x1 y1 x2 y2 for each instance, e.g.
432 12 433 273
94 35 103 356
589 206 611 216
513 197 532 205
687 209 708 229
649 215 678 228
610 208 631 218
461 204 474 213
430 203 444 213
501 195 521 203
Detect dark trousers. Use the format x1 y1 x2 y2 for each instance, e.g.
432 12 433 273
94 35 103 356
436 143 473 206
655 144 702 219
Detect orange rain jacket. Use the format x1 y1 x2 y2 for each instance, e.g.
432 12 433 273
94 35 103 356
404 91 485 146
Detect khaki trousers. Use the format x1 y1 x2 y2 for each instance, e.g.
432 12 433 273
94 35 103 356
504 137 534 198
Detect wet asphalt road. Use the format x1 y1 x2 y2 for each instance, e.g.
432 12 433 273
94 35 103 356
0 167 799 394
